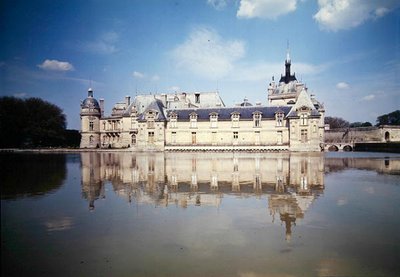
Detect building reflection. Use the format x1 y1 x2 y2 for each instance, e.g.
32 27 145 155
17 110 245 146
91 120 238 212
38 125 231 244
81 152 328 240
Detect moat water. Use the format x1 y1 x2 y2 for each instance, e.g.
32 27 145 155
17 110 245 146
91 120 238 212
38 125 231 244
1 152 400 277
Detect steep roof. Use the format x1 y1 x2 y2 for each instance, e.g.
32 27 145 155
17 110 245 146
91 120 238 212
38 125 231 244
167 106 291 121
287 89 320 118
137 99 167 121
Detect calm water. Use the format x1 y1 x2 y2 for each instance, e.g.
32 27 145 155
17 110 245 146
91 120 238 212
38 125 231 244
1 152 400 277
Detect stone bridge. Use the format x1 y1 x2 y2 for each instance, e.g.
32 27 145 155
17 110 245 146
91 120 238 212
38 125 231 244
324 125 400 151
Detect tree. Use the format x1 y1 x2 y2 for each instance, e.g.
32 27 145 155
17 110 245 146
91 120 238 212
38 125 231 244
349 121 372 128
325 116 350 129
0 96 68 148
376 110 400 126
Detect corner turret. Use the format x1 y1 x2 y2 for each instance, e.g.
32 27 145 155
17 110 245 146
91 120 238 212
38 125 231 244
80 88 101 148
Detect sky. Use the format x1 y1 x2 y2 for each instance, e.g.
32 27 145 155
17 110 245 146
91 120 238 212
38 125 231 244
1 0 399 129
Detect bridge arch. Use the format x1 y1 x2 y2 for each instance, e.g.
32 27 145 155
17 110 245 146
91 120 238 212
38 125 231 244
328 145 339 152
343 145 353 152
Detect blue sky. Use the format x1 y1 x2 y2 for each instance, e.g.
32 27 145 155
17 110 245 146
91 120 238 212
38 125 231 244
1 0 399 129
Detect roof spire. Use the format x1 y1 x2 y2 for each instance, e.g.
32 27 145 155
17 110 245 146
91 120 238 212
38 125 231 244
286 40 291 63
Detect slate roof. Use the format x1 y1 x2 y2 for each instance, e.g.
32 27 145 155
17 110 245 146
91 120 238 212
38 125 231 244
166 106 291 121
287 89 321 118
81 97 100 109
137 99 167 121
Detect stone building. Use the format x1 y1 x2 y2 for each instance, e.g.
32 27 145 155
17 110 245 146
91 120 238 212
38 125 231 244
80 53 325 151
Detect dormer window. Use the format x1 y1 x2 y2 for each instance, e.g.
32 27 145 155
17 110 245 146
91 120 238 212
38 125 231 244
300 114 308 126
210 112 218 128
253 112 262 128
190 112 198 128
231 112 240 128
146 110 156 129
169 112 178 128
276 112 284 127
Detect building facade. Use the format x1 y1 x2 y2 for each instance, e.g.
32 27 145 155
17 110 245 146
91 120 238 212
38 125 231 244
80 54 325 151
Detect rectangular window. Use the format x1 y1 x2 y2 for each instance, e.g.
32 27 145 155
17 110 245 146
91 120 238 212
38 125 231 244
255 131 260 145
254 114 261 127
170 119 177 128
212 132 217 144
277 131 283 144
233 132 238 139
190 118 197 128
89 121 94 131
191 132 196 145
148 131 155 143
171 132 176 144
210 114 218 128
300 114 308 126
147 120 155 129
301 129 308 143
195 93 200 104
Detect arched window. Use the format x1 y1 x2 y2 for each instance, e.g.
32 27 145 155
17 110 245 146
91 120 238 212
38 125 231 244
385 131 390 142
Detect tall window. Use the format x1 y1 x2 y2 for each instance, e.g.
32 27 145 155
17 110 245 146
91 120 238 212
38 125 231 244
103 121 106 130
195 93 200 104
146 111 156 129
276 112 284 126
131 134 137 145
89 121 94 131
169 113 177 128
171 132 176 144
190 113 197 128
233 132 238 139
301 129 308 143
253 113 262 127
210 113 218 128
131 118 137 130
300 114 308 126
231 113 240 128
148 131 155 143
191 132 196 145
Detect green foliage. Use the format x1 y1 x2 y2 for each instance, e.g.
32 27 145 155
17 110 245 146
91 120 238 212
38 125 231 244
349 121 372 128
0 96 68 148
376 110 400 126
325 116 350 129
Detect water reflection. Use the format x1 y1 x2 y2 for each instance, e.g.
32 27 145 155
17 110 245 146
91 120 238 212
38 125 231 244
81 152 325 240
0 153 66 199
325 156 400 175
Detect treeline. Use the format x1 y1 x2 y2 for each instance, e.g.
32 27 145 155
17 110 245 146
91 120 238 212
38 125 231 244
0 96 80 148
325 110 400 129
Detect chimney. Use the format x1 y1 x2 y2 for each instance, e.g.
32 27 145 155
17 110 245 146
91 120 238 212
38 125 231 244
99 98 104 117
125 95 131 107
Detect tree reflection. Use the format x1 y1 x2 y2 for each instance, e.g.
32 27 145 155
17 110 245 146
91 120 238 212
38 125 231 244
0 153 66 199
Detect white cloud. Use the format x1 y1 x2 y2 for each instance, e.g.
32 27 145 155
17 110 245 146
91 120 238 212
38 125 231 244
207 0 228 10
132 71 145 78
237 0 297 19
362 94 375 101
314 0 400 31
169 86 180 92
81 31 119 54
336 82 349 89
38 59 74 71
13 92 27 98
171 27 245 79
151 74 160 81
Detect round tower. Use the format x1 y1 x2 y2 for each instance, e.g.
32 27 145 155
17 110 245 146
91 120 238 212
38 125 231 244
80 88 101 148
